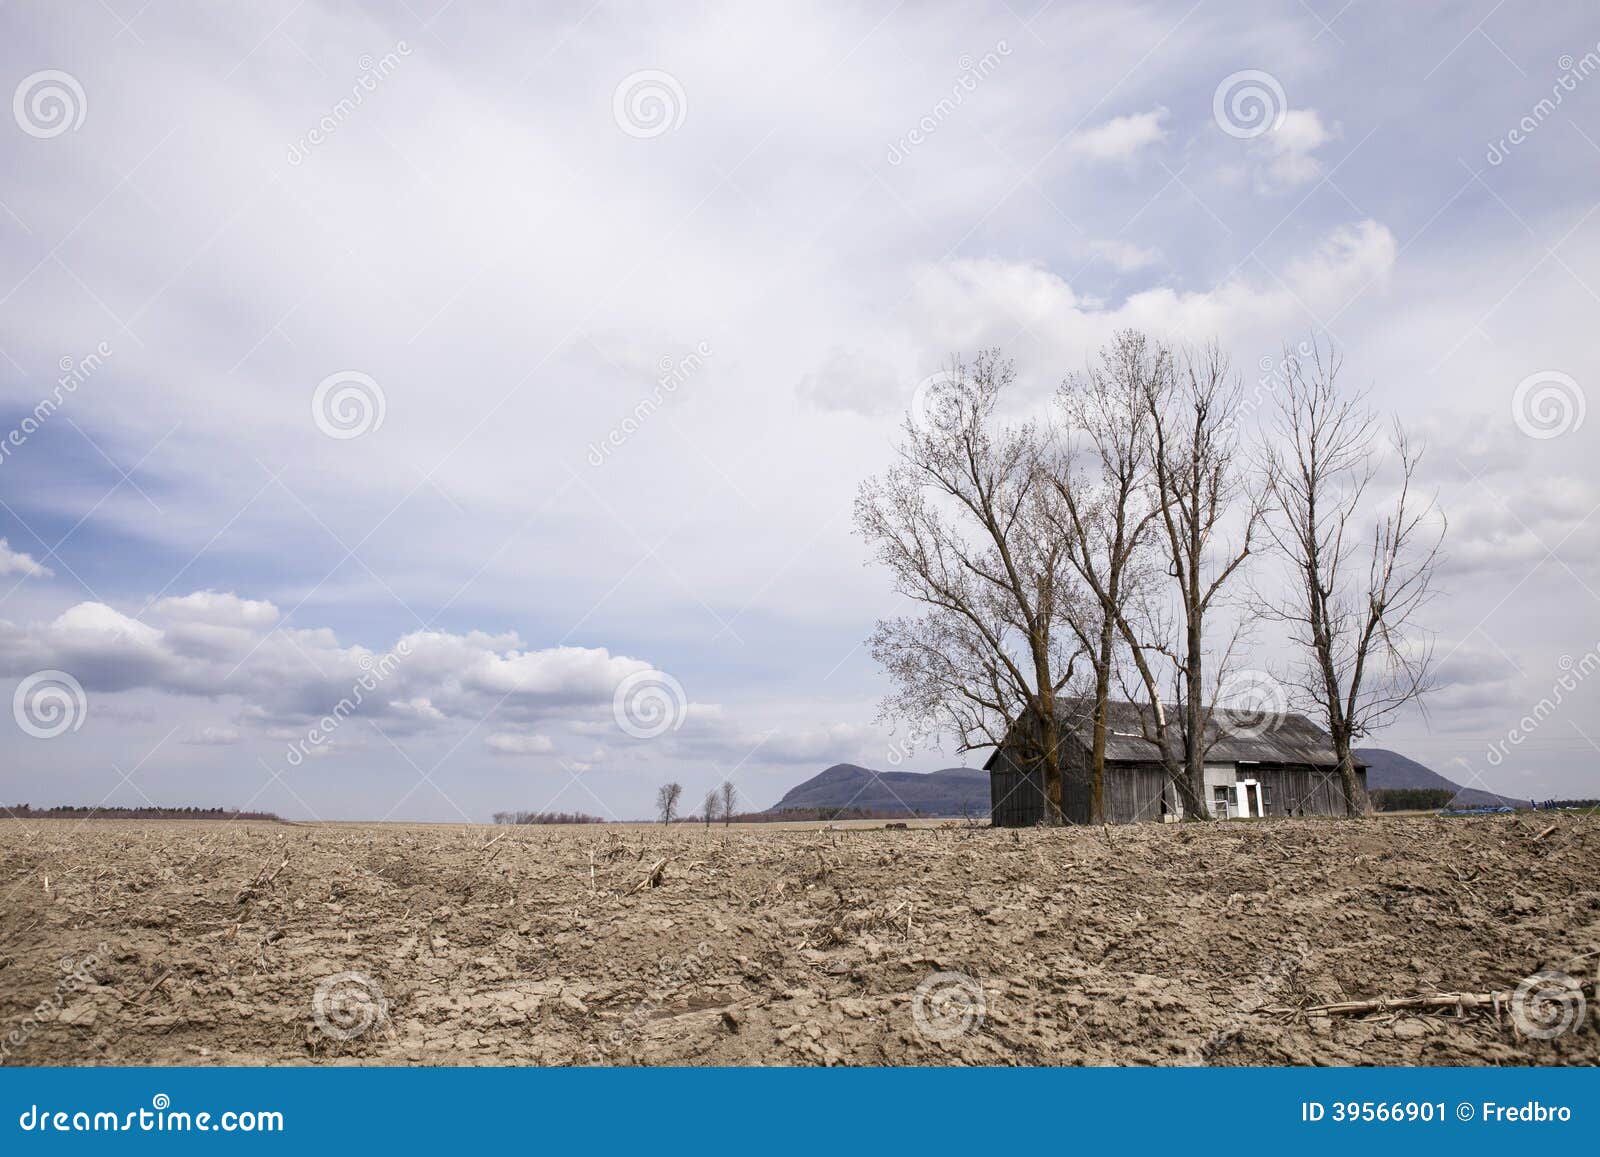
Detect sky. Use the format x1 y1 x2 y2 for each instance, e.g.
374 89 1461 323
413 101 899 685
0 0 1597 822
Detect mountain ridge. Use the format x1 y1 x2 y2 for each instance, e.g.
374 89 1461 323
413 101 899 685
766 749 1521 816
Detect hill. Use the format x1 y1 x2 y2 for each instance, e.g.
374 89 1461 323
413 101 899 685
767 763 988 817
1356 747 1523 809
770 750 1517 817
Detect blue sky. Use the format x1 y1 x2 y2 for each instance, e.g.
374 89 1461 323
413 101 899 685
1 0 1597 820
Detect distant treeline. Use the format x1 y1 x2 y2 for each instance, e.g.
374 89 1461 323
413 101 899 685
492 810 606 825
8 804 282 821
1370 788 1459 812
1540 799 1600 810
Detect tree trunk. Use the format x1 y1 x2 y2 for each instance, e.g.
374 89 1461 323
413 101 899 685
1089 624 1113 824
1038 697 1064 825
1334 742 1369 817
1184 616 1208 816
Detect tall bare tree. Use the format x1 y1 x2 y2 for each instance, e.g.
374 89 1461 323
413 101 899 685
856 351 1085 824
702 788 719 827
718 780 738 826
1119 343 1265 816
1261 341 1444 815
655 781 682 825
1049 331 1163 822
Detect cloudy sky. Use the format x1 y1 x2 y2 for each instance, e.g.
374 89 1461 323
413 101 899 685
1 1 1596 821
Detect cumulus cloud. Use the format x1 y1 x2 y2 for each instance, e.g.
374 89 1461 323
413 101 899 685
1261 108 1337 188
908 219 1397 369
0 539 51 578
0 591 685 750
1069 107 1168 161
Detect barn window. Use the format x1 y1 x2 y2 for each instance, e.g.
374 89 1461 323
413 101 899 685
1261 786 1273 814
1212 786 1231 818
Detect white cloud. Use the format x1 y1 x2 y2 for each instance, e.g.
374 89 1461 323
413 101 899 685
1262 108 1336 187
0 539 52 578
1069 107 1168 161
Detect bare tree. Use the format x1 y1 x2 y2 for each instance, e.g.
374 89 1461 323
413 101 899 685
655 782 683 825
856 350 1085 824
1049 331 1163 822
1261 341 1444 815
718 780 738 826
1118 343 1265 817
702 788 718 827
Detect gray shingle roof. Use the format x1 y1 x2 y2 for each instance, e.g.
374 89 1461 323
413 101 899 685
1049 696 1363 768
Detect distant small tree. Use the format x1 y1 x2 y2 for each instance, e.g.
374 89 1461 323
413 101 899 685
656 782 683 825
702 789 719 827
719 780 738 826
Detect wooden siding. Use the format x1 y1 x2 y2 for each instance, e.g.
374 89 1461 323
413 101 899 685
988 751 1368 826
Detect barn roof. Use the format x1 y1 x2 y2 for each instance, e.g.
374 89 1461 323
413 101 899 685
988 697 1364 769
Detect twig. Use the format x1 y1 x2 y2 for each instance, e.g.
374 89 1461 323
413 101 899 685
629 857 671 893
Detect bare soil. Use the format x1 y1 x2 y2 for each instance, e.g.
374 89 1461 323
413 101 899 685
1 813 1596 1066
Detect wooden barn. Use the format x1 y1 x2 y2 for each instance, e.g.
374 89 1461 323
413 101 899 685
984 697 1368 826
